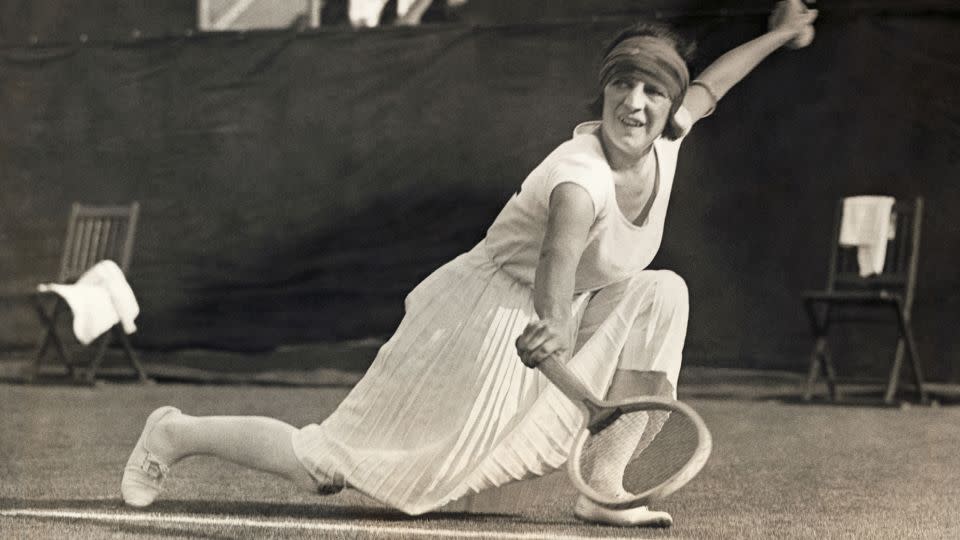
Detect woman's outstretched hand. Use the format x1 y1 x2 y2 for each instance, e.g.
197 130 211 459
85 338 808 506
516 318 571 368
769 0 819 49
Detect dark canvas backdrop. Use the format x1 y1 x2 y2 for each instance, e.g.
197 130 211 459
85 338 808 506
1 12 958 380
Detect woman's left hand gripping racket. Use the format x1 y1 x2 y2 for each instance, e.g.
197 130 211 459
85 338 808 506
536 355 712 510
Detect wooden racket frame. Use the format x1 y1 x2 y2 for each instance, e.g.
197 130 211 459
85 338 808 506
538 356 713 510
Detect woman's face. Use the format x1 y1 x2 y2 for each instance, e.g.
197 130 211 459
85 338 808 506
600 75 673 160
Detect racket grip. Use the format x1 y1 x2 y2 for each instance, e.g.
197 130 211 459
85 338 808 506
537 355 596 403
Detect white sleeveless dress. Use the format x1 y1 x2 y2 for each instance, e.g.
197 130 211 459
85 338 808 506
292 112 692 515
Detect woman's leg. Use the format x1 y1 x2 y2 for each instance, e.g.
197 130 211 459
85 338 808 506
572 270 689 391
585 371 675 495
121 408 329 507
156 413 318 488
572 270 689 526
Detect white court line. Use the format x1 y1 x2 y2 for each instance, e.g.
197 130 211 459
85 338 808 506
0 509 636 540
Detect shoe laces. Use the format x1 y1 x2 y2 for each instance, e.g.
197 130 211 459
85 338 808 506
138 452 169 480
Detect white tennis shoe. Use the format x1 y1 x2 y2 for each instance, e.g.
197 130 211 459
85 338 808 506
121 406 181 507
573 495 673 527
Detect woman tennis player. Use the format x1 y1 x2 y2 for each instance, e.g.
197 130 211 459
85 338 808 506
121 1 817 526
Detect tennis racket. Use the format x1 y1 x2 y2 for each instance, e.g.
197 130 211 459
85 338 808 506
537 355 712 510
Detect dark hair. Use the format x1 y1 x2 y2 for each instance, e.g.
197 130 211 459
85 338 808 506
589 21 696 140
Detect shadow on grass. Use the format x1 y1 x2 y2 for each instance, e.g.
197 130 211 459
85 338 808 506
111 522 235 540
0 369 147 387
683 382 959 408
0 497 547 525
0 373 354 389
0 374 98 387
757 391 956 408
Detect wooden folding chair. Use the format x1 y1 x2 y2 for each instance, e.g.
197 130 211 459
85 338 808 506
28 202 151 384
802 197 928 405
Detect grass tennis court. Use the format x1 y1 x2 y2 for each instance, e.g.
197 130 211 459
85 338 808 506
2 370 959 539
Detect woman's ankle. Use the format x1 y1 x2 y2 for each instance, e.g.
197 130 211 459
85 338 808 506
148 411 187 464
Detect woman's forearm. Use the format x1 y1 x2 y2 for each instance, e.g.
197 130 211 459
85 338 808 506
533 245 579 323
533 184 594 324
695 28 798 101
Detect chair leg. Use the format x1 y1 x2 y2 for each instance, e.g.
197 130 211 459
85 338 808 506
29 323 53 382
116 327 151 383
803 342 822 401
805 337 841 401
31 296 76 380
820 343 841 401
896 310 929 405
884 339 906 405
85 332 112 384
804 301 839 401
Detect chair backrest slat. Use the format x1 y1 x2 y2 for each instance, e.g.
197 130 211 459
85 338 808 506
74 219 93 278
97 218 110 263
57 202 140 283
104 218 118 263
88 219 103 271
826 197 923 311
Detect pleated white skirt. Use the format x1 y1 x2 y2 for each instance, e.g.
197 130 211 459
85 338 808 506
292 242 687 515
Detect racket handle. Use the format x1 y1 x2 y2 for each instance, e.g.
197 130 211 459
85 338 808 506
537 355 597 403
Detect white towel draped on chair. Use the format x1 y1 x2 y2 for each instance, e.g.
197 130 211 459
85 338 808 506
37 259 140 345
348 0 462 27
839 195 896 277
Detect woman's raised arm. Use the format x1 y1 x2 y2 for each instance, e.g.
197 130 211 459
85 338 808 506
683 0 819 121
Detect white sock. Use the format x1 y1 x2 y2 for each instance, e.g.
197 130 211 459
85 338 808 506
585 411 648 498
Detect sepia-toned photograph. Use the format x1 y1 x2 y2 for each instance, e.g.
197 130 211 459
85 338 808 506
1 0 958 538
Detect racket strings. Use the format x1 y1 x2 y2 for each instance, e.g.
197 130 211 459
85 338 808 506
580 406 688 500
633 410 671 459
